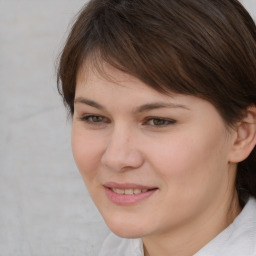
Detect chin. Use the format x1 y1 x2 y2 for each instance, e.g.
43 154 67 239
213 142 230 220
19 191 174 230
110 226 145 239
103 216 148 238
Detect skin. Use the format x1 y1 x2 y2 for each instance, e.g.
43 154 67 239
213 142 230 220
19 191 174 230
72 63 241 256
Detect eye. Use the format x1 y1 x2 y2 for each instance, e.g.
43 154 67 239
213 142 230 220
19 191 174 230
144 117 176 127
80 114 109 124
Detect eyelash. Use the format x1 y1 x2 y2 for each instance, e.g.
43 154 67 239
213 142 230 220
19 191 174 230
79 115 176 127
143 117 176 127
79 115 109 124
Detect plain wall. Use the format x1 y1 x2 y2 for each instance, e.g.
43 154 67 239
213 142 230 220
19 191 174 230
0 1 255 255
0 1 109 256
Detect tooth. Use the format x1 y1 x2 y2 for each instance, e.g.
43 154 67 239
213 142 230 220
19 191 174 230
125 189 133 195
112 188 150 195
133 189 142 194
113 188 125 194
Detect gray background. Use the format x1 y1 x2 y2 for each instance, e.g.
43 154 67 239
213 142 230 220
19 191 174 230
0 1 255 255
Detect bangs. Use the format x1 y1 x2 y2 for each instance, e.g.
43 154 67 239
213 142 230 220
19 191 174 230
58 0 256 124
79 0 208 96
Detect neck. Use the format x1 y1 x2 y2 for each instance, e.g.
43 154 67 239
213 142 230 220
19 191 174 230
143 191 241 256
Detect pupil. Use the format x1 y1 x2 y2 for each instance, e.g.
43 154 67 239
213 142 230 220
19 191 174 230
93 116 101 122
154 119 164 125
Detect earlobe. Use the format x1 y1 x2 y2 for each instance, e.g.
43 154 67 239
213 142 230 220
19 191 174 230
229 106 256 163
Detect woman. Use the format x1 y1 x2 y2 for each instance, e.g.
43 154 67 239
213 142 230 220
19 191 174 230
57 0 256 255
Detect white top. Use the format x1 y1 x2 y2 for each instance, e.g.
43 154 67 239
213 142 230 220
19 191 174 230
99 197 256 256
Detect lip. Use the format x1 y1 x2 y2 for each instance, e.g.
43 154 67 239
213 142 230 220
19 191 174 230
104 182 157 190
103 182 158 205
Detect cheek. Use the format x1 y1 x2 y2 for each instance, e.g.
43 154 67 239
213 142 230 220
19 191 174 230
146 135 203 174
71 127 104 182
146 130 227 190
144 131 231 222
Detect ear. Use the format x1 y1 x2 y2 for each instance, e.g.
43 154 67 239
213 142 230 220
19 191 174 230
228 106 256 163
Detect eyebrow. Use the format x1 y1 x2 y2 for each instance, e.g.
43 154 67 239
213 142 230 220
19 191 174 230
135 102 190 112
74 97 190 112
74 97 105 110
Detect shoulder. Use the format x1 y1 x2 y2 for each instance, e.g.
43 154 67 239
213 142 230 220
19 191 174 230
195 197 256 256
99 199 256 256
98 232 143 256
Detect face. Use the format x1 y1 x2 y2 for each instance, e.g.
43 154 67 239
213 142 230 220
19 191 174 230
72 64 237 239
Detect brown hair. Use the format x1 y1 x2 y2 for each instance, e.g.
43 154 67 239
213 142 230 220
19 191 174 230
57 0 256 204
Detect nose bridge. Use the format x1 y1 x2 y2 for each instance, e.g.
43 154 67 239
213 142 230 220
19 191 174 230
107 125 131 154
114 122 130 143
101 123 143 171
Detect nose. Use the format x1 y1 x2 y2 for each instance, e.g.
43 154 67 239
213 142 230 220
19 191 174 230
101 126 144 172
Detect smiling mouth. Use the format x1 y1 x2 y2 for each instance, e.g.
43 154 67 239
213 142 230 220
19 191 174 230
111 188 152 195
104 183 158 205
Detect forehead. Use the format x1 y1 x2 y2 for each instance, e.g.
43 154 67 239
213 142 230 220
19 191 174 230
77 59 139 87
76 61 174 100
76 62 221 118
